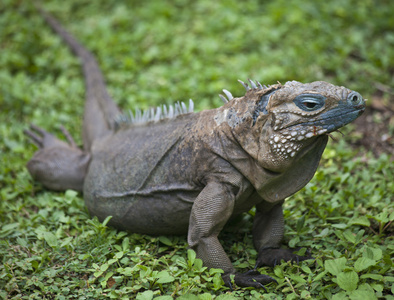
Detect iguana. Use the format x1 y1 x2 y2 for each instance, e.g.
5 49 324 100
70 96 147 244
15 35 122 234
25 8 365 289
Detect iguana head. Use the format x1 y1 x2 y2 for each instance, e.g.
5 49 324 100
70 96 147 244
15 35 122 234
218 80 365 173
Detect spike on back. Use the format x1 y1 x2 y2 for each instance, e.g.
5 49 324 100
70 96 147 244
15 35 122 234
114 99 195 129
218 79 272 103
238 79 267 91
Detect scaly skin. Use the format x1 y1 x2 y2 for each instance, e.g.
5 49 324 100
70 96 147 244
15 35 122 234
25 7 365 289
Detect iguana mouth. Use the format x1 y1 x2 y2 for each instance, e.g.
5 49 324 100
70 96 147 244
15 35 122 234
288 107 365 133
312 108 364 133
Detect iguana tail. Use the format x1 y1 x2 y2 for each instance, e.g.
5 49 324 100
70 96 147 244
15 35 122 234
38 7 120 151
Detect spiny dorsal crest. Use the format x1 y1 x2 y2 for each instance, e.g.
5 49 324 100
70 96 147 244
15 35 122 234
115 79 276 129
114 99 194 129
218 79 280 103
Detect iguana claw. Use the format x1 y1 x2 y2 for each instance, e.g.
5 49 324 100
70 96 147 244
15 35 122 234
256 247 312 268
223 270 277 289
24 124 77 149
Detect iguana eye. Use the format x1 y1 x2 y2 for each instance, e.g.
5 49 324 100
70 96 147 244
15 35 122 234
303 101 318 109
293 94 326 112
347 91 363 106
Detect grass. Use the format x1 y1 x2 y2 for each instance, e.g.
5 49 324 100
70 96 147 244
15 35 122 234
1 0 393 298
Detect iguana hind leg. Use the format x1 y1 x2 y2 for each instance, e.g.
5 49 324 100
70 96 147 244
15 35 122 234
25 124 90 192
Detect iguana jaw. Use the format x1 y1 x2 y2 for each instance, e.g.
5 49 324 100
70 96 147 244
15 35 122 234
280 107 365 142
261 130 326 173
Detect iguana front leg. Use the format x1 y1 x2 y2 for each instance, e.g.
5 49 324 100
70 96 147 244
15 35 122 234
253 203 311 267
24 124 90 192
188 181 276 288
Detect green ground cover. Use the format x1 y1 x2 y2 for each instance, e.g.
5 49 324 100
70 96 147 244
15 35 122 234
1 0 393 298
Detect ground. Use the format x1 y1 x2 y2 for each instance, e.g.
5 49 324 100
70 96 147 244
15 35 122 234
353 92 394 157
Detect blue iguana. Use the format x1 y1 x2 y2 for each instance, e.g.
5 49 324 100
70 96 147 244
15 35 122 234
25 8 365 288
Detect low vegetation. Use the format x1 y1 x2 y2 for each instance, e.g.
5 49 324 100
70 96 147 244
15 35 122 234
1 0 393 298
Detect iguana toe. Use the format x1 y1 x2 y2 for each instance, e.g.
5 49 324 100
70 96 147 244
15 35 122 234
256 247 312 268
223 270 277 289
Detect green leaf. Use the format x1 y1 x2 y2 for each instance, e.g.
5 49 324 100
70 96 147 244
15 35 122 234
337 271 359 292
371 211 390 223
313 270 328 282
301 265 312 274
43 231 58 248
0 223 19 238
107 258 118 265
212 273 223 289
104 271 114 281
363 247 382 261
348 285 377 300
178 294 199 300
349 216 370 227
102 215 113 226
296 215 305 233
136 290 154 300
197 293 213 300
60 237 73 248
274 266 285 278
115 251 124 259
360 274 383 281
187 249 196 267
316 227 330 237
289 236 300 248
325 257 347 276
384 276 394 282
100 263 109 272
332 224 348 229
343 229 356 244
117 267 135 276
155 270 175 284
354 257 376 272
215 295 238 300
209 268 223 275
159 236 173 246
331 291 349 300
155 296 173 300
94 270 104 278
370 283 383 293
92 263 99 269
290 274 306 284
354 229 365 245
65 189 78 200
300 290 311 299
122 237 130 251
